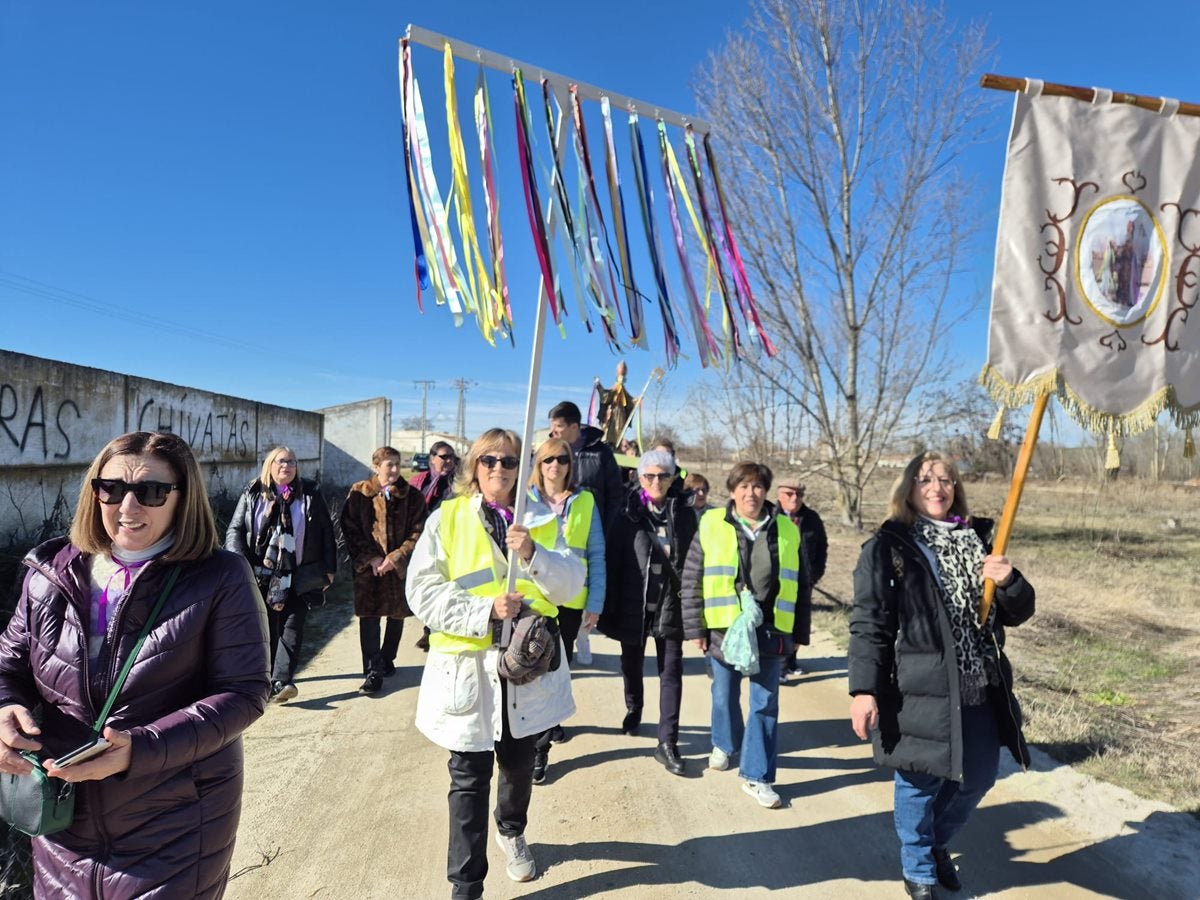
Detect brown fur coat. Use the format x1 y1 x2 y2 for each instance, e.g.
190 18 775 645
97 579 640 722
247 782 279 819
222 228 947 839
340 476 427 617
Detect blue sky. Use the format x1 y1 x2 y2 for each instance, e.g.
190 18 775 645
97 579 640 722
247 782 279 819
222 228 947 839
2 1 1197 444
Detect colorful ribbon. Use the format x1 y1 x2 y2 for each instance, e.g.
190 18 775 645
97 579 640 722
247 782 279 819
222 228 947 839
658 120 727 364
697 130 777 357
398 40 430 305
444 45 504 344
628 112 683 367
570 86 625 332
401 41 466 321
474 66 514 343
601 97 645 347
512 68 561 325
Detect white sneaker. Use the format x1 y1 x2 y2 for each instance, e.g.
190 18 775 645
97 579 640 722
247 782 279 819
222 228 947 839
742 780 782 808
575 631 592 665
495 831 536 882
272 682 298 703
708 747 731 771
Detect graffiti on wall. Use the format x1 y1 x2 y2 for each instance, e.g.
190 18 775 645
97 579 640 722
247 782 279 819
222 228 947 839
0 383 82 460
134 393 253 458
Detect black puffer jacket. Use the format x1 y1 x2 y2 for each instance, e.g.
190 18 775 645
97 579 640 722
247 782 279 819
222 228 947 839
225 478 337 598
573 425 626 532
848 518 1035 782
600 487 697 644
682 502 811 661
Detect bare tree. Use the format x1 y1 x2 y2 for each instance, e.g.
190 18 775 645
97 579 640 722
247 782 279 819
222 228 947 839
694 0 993 526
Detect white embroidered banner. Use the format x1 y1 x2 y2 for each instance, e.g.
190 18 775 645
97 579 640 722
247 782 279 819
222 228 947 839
982 90 1200 436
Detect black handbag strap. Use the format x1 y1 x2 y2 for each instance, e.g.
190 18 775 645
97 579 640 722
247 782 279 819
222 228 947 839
91 565 181 736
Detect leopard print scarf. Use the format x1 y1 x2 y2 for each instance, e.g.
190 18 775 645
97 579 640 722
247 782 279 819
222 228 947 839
911 516 997 705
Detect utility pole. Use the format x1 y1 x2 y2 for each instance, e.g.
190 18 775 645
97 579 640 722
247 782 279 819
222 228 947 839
413 380 435 452
452 378 476 445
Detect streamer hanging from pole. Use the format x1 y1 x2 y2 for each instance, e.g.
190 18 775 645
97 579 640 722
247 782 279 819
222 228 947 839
601 97 646 347
474 65 515 343
398 40 431 306
512 68 562 325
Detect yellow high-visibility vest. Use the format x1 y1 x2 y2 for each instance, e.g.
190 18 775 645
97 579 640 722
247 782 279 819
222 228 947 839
429 496 560 654
697 508 800 633
560 490 595 611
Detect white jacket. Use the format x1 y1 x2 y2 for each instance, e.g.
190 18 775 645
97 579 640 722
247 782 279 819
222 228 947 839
406 494 582 751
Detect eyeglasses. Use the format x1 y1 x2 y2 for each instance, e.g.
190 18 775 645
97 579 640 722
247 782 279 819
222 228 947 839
641 472 673 482
916 477 956 489
274 458 297 467
434 453 456 461
92 478 182 507
479 455 520 470
540 454 570 466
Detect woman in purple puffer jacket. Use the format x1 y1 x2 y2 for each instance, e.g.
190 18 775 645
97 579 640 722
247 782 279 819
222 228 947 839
0 431 270 899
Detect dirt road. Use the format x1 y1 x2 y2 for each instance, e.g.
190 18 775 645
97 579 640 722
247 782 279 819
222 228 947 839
226 622 1200 899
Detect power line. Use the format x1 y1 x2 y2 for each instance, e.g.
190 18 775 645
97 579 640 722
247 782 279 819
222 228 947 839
0 269 263 353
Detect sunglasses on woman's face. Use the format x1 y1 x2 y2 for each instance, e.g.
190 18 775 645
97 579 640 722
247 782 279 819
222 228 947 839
641 472 673 482
92 478 182 507
540 454 570 466
478 455 520 470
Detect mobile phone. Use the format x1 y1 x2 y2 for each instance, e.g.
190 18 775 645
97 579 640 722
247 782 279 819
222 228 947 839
53 737 112 768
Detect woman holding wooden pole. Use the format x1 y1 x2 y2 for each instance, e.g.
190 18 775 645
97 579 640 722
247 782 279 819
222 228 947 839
848 451 1036 899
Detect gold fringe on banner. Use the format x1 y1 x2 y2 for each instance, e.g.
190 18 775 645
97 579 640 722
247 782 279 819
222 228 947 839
1105 433 1121 470
1185 429 1195 459
986 405 1006 441
979 364 1200 438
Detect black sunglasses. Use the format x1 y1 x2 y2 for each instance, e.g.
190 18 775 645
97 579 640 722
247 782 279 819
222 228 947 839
540 454 570 466
479 455 520 470
641 472 673 482
92 478 182 507
434 452 457 461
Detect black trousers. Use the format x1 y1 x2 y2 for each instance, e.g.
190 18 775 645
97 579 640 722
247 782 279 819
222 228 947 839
447 682 535 899
359 616 404 675
267 592 312 684
533 607 583 754
620 622 683 745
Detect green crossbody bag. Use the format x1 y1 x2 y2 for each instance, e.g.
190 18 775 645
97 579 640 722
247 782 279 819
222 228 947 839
0 565 180 837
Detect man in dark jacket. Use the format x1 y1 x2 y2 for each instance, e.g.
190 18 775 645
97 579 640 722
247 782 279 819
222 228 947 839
776 479 826 678
548 400 625 531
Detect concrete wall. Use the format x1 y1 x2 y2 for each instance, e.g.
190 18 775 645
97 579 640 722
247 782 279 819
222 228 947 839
318 397 390 490
0 349 322 546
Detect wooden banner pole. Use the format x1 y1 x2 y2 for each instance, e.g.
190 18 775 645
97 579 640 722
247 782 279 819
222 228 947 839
979 393 1050 624
980 74 1200 117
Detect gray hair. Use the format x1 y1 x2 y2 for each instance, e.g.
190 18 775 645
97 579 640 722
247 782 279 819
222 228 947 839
637 449 676 476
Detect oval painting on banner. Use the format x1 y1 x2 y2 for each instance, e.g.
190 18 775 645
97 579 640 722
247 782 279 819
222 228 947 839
1075 196 1166 327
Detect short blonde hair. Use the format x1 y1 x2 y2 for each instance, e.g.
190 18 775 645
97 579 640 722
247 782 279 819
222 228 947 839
454 428 522 502
259 446 300 489
70 431 219 562
888 450 970 526
528 437 574 495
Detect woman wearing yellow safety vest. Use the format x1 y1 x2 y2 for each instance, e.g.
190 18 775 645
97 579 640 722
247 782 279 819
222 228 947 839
526 437 606 784
407 428 584 897
682 461 808 810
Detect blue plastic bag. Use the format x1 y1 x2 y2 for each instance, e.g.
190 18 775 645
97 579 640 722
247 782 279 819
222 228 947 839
721 589 762 675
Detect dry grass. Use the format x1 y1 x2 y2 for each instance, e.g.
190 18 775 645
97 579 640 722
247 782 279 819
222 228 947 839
725 466 1200 817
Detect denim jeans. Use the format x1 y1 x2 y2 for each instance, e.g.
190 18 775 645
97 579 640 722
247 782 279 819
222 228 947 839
709 653 783 783
892 702 1000 884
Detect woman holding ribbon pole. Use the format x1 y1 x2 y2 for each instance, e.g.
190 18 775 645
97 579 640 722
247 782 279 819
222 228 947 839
406 428 582 897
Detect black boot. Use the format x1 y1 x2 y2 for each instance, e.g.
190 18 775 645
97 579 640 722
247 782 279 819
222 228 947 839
932 848 961 892
532 750 548 785
653 742 686 776
621 707 641 735
903 879 940 900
